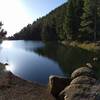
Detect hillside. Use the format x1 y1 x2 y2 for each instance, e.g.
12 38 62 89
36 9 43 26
8 2 68 41
8 0 100 42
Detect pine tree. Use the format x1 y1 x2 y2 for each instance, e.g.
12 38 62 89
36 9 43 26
97 0 100 40
0 22 7 38
0 22 3 29
63 14 68 40
64 0 75 40
80 0 98 41
41 19 58 42
63 0 83 40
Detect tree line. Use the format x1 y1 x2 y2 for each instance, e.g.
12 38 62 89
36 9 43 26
64 0 100 41
8 0 100 42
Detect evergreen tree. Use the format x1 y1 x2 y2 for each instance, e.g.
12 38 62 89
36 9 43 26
0 22 3 29
97 0 100 40
10 0 100 41
80 0 98 41
64 0 83 40
0 22 7 38
11 3 67 41
41 19 58 41
65 0 75 40
63 14 68 40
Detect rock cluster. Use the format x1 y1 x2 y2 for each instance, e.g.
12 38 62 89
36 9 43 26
49 66 100 100
48 75 70 98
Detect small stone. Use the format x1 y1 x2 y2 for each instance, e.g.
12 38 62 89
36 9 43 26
64 95 68 99
93 57 98 62
86 63 93 69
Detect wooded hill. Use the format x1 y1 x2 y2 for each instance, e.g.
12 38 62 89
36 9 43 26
9 0 100 42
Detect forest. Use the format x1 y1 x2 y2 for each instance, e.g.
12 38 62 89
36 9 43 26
8 0 100 42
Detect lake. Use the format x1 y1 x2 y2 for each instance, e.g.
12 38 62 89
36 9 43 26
0 40 100 84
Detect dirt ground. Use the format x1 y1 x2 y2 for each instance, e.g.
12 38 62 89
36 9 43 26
0 64 55 100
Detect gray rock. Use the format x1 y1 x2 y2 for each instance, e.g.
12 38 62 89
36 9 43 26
48 75 70 97
70 76 96 85
59 84 95 100
56 66 99 100
71 67 95 79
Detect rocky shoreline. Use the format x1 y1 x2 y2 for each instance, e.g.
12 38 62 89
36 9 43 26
0 62 100 100
49 65 100 100
0 63 54 100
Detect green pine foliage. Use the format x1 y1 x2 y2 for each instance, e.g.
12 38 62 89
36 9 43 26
0 22 7 38
41 19 58 41
80 0 100 41
63 0 83 40
10 0 100 42
79 0 94 40
96 0 100 40
11 2 68 41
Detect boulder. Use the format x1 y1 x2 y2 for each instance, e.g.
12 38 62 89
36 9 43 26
59 84 95 100
49 66 99 100
71 67 95 79
70 76 96 85
48 75 70 98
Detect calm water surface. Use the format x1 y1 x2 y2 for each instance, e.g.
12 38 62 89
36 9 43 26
0 41 64 84
0 40 100 84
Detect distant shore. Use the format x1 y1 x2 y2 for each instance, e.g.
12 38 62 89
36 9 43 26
62 41 100 51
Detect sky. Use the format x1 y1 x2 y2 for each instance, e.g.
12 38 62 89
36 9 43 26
0 0 66 36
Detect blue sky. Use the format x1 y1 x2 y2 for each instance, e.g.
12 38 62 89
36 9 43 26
0 0 66 36
21 0 66 19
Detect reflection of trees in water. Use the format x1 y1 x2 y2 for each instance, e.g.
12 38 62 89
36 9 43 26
35 43 100 77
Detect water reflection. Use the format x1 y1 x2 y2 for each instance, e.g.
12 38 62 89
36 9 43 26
0 40 44 51
35 42 100 77
4 53 63 84
0 41 64 84
0 40 100 84
1 41 13 48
